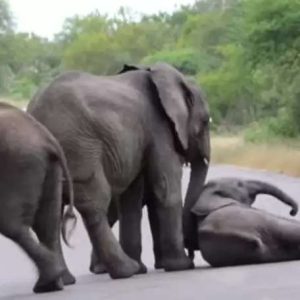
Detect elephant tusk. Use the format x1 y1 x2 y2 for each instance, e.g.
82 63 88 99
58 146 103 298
203 158 209 166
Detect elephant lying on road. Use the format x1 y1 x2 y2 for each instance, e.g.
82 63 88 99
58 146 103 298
28 63 210 278
0 103 76 293
190 178 300 267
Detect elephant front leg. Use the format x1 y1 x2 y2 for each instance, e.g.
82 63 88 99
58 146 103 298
119 175 147 274
156 203 194 271
147 157 194 272
146 195 163 269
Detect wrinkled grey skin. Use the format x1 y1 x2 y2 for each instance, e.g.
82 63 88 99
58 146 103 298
90 176 147 275
190 177 300 267
0 103 76 293
90 178 163 275
27 63 210 279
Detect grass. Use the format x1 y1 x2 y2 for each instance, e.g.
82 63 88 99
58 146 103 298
212 134 300 177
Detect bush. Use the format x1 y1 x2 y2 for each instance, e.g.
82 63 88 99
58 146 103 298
244 110 298 143
142 48 201 75
9 76 37 99
0 65 14 94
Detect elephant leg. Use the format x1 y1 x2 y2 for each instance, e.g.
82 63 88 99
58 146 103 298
33 162 75 286
198 230 262 267
89 200 119 274
146 195 162 269
119 175 147 274
4 225 64 293
260 220 300 262
147 155 193 271
75 170 139 279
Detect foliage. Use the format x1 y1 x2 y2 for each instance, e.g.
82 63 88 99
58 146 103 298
0 0 13 33
142 48 201 75
0 0 300 139
62 11 174 74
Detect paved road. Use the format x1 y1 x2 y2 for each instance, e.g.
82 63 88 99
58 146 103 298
1 165 300 300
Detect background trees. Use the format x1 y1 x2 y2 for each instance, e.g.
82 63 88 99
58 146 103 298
1 0 299 138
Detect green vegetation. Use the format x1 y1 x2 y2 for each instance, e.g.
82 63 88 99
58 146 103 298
1 0 300 141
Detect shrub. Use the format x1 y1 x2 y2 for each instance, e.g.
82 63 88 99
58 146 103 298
244 110 298 143
142 48 202 75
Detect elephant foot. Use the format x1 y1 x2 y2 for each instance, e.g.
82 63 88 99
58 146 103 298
163 255 194 272
62 270 76 285
108 257 140 279
188 249 195 260
33 276 63 294
154 259 163 269
137 261 147 274
90 262 107 274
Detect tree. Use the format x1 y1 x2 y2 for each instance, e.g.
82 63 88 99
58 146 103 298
0 0 13 33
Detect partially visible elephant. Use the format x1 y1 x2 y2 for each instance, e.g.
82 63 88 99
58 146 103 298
190 177 300 267
0 103 76 293
28 63 210 279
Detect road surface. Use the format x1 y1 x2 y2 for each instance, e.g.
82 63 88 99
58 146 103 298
1 165 300 300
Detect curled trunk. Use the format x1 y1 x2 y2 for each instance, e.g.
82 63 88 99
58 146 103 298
247 180 298 216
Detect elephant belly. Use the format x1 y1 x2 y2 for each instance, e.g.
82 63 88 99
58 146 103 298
59 129 144 199
198 229 263 267
197 208 267 267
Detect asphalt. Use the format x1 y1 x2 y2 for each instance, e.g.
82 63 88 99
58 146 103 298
1 165 300 300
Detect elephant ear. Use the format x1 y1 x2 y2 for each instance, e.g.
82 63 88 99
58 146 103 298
118 64 150 74
149 63 192 151
191 191 237 217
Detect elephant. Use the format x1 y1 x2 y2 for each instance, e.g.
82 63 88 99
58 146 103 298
27 62 210 279
89 178 165 274
0 102 76 293
189 177 300 267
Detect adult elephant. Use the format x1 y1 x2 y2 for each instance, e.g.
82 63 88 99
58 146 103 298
27 63 210 279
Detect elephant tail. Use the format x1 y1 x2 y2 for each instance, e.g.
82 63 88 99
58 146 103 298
24 110 77 246
59 148 77 247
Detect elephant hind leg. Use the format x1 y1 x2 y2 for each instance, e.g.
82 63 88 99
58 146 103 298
75 169 139 279
198 230 262 267
33 162 76 286
89 200 119 275
3 225 64 293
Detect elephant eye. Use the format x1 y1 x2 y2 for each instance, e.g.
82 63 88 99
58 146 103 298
203 116 210 126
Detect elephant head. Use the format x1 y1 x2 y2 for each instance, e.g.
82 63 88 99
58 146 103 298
149 63 210 252
191 178 298 218
119 63 211 252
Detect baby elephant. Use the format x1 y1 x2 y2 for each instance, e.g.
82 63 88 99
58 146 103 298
0 103 76 293
190 178 300 267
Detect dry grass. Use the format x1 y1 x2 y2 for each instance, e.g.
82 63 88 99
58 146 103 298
212 135 300 177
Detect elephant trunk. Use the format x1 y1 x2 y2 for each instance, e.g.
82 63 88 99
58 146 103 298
183 158 209 251
247 180 298 216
